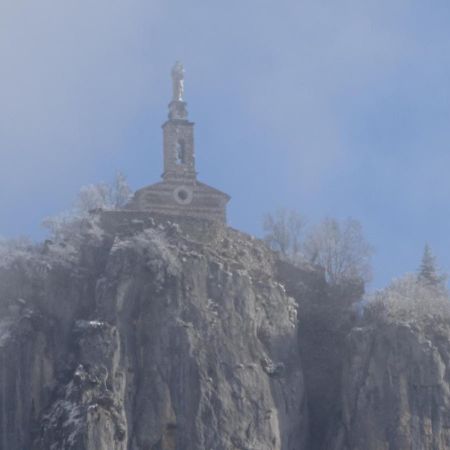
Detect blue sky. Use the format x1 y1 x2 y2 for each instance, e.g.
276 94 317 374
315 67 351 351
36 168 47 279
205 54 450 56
1 0 450 289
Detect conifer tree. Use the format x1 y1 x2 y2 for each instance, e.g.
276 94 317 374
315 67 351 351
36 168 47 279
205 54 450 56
417 244 446 289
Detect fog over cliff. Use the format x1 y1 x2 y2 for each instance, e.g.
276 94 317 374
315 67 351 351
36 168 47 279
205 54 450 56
2 0 450 288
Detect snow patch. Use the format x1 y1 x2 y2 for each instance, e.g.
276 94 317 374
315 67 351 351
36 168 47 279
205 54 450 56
75 320 106 330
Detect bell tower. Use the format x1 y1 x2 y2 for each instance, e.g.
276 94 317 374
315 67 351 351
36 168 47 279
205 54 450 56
162 62 197 182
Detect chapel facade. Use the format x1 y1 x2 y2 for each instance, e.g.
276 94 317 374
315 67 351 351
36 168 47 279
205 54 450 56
126 62 230 223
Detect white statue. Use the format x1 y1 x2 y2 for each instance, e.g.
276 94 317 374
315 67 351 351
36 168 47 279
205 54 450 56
171 61 185 101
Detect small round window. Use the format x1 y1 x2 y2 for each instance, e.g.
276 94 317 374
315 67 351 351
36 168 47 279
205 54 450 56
173 186 193 205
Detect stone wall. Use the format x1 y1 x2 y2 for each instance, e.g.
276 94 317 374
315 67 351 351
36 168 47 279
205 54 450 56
98 210 225 244
127 180 229 224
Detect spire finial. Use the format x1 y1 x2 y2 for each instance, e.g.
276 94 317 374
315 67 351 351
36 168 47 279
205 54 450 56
171 61 185 102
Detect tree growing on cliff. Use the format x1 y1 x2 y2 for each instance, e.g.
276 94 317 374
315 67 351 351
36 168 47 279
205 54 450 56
43 172 133 240
75 171 132 214
417 244 446 290
304 217 373 285
109 171 133 209
263 210 373 286
263 209 306 263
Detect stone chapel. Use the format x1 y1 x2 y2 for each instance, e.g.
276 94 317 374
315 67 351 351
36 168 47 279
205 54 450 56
125 62 230 223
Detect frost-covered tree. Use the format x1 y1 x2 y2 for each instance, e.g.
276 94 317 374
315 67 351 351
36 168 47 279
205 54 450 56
75 171 132 214
41 212 86 242
365 273 450 323
0 237 35 268
75 183 110 214
43 172 133 240
109 171 133 209
304 217 373 285
417 244 446 289
262 211 372 286
263 209 306 263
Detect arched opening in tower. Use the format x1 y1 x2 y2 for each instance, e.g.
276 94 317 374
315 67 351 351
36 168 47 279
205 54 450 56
175 139 186 164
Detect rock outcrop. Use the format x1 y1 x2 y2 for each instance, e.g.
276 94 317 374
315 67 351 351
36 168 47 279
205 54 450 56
0 217 309 449
3 215 450 450
331 316 450 450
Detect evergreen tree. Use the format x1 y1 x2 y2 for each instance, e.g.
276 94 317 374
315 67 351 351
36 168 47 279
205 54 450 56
417 244 446 289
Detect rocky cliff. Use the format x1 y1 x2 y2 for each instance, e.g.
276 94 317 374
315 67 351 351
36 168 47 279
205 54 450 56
332 314 450 450
0 216 310 449
2 215 450 449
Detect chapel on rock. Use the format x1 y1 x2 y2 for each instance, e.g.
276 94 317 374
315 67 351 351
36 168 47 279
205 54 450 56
126 62 230 223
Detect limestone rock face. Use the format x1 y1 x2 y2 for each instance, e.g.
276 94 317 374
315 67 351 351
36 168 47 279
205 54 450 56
0 219 308 449
332 318 450 450
0 311 55 450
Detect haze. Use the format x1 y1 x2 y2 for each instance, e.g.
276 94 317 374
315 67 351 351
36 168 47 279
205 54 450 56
1 0 450 289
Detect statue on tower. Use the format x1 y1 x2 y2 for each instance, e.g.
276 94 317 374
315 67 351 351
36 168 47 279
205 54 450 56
171 61 185 102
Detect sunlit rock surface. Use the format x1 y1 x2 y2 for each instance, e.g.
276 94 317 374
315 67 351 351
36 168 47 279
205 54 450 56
0 217 308 449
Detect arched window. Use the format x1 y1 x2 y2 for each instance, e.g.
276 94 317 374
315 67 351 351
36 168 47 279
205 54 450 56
175 139 186 164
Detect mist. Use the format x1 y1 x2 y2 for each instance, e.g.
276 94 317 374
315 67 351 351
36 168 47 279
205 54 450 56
2 0 450 288
4 3 450 448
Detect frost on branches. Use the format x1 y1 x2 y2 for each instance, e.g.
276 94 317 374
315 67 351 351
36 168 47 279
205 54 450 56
0 237 36 269
365 274 450 324
263 210 373 287
75 172 132 214
0 172 130 271
42 172 133 241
